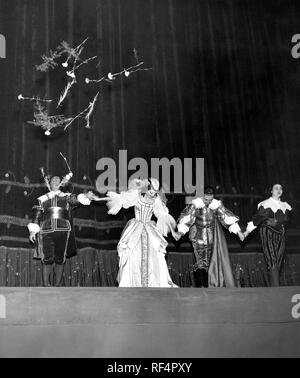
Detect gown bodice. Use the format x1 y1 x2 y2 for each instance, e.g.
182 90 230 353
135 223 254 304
134 196 154 224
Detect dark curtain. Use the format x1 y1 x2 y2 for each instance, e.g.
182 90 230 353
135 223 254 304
0 1 300 266
0 247 299 287
0 0 300 191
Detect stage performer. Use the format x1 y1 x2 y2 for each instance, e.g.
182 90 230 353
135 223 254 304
27 166 100 286
243 183 292 286
175 186 244 288
105 178 178 287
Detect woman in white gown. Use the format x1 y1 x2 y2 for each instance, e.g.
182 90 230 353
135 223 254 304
105 178 178 287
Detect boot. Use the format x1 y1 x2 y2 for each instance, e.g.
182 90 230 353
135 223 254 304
54 264 64 287
193 269 201 287
43 264 53 287
269 266 280 287
200 269 208 288
194 269 208 288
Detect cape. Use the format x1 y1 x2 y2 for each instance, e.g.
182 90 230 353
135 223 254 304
208 217 236 288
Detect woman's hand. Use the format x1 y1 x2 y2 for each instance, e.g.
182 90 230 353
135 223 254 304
29 232 36 244
85 191 105 201
173 231 183 241
237 230 245 242
243 230 250 239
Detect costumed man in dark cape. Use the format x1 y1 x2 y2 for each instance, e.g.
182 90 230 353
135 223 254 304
174 186 244 287
27 160 101 286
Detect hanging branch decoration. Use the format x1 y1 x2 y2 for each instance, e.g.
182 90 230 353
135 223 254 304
35 49 63 72
57 38 97 108
35 38 90 72
133 48 139 63
18 94 53 103
27 100 73 135
21 41 152 135
57 79 76 108
85 49 152 84
60 38 90 68
84 92 99 129
57 55 97 108
20 93 99 135
63 92 99 130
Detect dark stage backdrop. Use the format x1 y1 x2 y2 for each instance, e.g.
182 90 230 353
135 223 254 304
0 0 300 255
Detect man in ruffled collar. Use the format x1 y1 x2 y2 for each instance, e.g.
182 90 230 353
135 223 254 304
175 186 244 288
243 183 292 286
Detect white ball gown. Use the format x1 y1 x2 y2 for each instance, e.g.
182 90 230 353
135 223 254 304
106 188 178 288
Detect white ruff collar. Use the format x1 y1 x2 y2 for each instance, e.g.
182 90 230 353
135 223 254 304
38 190 68 203
48 190 68 197
192 197 221 210
257 197 292 213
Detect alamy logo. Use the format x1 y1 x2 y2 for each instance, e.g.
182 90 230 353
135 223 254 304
0 34 6 58
95 151 204 195
0 295 6 318
291 294 300 319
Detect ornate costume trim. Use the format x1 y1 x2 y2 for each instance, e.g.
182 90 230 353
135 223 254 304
209 199 221 210
141 227 149 287
38 190 69 203
191 197 205 208
191 197 221 210
257 197 292 214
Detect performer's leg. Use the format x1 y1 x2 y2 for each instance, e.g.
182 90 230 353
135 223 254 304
192 243 210 288
200 269 208 288
260 226 283 287
42 264 53 287
54 263 64 287
53 231 69 287
41 233 55 286
269 266 280 287
193 269 201 287
193 269 208 287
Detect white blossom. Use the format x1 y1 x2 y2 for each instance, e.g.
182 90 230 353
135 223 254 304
67 71 76 79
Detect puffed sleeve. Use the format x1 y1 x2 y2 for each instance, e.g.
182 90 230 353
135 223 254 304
106 189 139 215
153 196 176 237
246 206 270 233
27 205 43 234
177 204 196 235
215 202 241 234
68 193 92 208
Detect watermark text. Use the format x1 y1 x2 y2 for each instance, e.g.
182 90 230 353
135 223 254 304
0 34 6 59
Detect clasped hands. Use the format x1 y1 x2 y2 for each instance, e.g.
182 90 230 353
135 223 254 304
85 190 101 201
237 229 251 242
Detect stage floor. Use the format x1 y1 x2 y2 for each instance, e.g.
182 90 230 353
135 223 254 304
0 287 300 358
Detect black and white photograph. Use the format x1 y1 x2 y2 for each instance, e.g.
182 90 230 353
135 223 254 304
0 0 300 362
